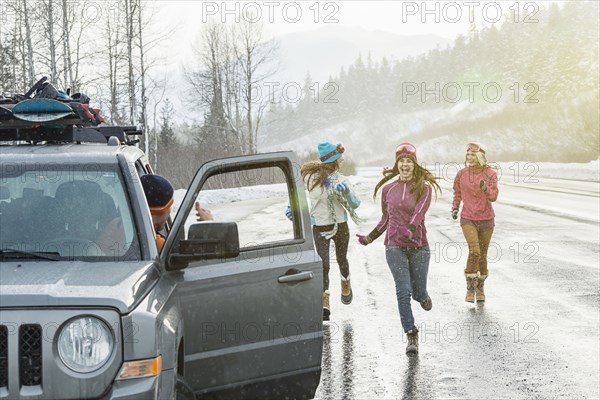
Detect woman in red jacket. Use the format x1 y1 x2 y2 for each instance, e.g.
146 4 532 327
452 142 499 303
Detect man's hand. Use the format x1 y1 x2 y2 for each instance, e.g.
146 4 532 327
195 201 213 221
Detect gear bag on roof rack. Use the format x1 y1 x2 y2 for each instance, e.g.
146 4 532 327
0 77 104 127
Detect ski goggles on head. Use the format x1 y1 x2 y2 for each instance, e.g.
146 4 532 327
466 143 485 153
395 142 417 163
319 144 345 162
395 143 416 155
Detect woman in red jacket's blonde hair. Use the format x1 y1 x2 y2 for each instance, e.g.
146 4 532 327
451 142 499 303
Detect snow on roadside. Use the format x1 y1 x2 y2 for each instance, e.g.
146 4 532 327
169 160 598 221
171 183 288 216
495 159 600 182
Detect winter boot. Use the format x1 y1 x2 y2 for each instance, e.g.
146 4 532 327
420 295 433 311
465 273 478 303
341 275 353 305
406 329 419 355
476 274 487 302
323 291 331 321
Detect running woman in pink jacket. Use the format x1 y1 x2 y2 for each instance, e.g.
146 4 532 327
357 143 441 355
452 142 499 303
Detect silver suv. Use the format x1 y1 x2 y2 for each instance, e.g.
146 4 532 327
0 127 323 399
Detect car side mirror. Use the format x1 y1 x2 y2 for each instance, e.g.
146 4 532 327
168 222 240 270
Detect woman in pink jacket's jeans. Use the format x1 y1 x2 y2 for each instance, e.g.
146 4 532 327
452 142 499 303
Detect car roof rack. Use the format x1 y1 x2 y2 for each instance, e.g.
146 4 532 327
0 124 143 145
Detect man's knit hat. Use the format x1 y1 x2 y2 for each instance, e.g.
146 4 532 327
141 174 174 215
395 142 417 163
318 142 345 164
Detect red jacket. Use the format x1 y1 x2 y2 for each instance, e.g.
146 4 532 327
452 165 499 220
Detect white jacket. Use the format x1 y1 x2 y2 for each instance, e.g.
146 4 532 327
307 173 360 226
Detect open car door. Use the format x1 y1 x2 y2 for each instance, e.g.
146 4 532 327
162 151 323 399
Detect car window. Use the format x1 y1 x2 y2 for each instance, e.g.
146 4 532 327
0 164 140 260
182 165 295 252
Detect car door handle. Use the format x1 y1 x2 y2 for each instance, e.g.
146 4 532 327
278 270 314 283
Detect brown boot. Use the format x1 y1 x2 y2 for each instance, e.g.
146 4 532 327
341 275 353 305
406 329 419 355
323 291 331 321
465 274 478 303
476 274 487 302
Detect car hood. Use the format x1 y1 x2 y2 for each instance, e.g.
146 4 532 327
0 261 159 313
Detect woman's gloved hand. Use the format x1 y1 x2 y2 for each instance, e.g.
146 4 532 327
356 234 371 246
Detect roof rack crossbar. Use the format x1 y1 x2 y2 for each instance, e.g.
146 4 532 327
0 125 143 143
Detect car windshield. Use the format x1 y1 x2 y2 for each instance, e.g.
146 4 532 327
0 164 140 261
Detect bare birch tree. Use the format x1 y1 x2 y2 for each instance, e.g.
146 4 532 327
0 2 19 92
40 0 58 82
136 0 148 154
22 0 36 86
233 18 278 154
103 1 126 124
125 0 137 126
60 0 93 90
186 18 278 156
61 0 72 87
1 0 37 89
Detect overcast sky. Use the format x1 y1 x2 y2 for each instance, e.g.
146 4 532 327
152 1 563 67
162 0 473 37
143 0 567 123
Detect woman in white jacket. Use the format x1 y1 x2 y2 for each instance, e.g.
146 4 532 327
301 142 361 321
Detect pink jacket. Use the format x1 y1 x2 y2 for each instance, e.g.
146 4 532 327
370 180 433 247
452 166 499 220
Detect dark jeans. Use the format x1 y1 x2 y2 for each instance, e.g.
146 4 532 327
313 222 350 291
385 246 430 333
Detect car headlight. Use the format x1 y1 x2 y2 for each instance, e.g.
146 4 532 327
58 316 114 373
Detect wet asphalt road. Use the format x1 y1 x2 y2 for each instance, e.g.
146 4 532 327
312 176 599 400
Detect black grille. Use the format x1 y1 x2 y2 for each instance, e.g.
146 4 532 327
19 324 42 386
0 325 7 387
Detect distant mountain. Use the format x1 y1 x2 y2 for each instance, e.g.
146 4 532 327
260 2 600 164
273 26 451 84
